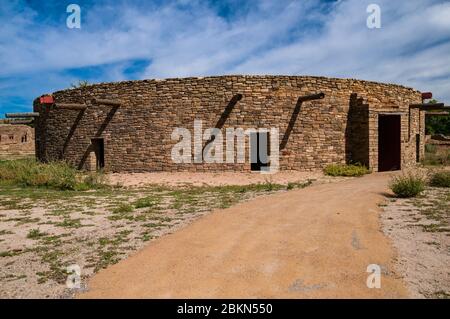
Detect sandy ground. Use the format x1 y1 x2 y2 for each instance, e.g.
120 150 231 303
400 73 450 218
0 172 326 298
80 172 410 298
380 187 450 298
107 171 327 187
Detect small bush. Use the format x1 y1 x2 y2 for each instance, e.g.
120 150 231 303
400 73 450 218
429 171 450 188
390 173 426 198
324 163 370 177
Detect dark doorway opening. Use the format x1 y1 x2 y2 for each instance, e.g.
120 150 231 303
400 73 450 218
378 115 401 171
250 131 270 171
415 134 420 163
91 138 105 170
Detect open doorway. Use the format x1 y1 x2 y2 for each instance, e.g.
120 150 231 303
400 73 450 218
250 131 270 171
415 134 420 162
378 115 401 171
91 138 105 170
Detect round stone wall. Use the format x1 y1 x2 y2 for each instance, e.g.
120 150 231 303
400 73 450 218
33 75 422 172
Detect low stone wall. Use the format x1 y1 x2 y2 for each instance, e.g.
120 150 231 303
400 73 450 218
33 75 422 172
0 124 35 158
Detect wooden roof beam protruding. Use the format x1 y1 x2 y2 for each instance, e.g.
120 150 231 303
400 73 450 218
5 112 40 118
410 103 444 109
425 111 449 116
9 119 34 125
421 105 449 111
297 92 325 103
92 98 122 106
54 103 87 111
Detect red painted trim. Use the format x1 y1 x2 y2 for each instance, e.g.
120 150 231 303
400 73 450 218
421 92 432 100
40 95 54 104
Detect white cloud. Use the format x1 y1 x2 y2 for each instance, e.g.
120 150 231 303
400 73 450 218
0 0 449 106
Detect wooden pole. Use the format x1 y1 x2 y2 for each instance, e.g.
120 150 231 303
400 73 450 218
425 111 450 116
410 103 444 108
5 112 40 118
9 119 34 125
297 92 325 102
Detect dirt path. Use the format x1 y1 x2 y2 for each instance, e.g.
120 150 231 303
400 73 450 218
79 172 410 298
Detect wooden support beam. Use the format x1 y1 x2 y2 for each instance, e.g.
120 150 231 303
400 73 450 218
297 92 325 103
410 103 444 108
93 98 122 106
425 111 450 116
5 112 40 118
408 103 448 141
9 119 34 125
420 105 449 111
54 103 87 110
0 119 33 125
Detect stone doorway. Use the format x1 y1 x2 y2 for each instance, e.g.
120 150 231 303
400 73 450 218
91 138 105 170
250 131 270 171
378 115 401 171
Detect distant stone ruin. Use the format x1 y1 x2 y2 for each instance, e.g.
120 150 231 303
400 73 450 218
0 124 35 159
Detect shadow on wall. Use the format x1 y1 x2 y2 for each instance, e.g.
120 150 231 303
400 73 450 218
280 98 303 150
33 100 47 162
77 104 120 169
203 93 243 153
345 93 369 167
61 110 86 160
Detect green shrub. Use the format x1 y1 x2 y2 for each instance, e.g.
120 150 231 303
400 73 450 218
0 159 106 191
46 162 77 190
323 163 371 177
82 171 107 188
389 173 426 198
429 171 450 188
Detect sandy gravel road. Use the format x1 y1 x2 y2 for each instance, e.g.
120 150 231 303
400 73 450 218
79 172 409 298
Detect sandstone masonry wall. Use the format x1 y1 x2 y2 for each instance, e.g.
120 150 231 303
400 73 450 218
33 75 423 172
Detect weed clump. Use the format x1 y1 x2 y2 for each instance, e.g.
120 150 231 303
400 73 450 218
324 163 370 177
390 173 426 198
429 171 450 188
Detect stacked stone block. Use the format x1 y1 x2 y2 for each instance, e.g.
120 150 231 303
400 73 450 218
33 75 423 172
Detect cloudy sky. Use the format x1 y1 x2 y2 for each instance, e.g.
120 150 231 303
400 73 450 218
0 0 449 116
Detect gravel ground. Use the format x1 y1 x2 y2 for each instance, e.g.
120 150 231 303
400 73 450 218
380 187 450 298
1 173 334 299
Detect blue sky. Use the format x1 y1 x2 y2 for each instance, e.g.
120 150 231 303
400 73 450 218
1 0 449 117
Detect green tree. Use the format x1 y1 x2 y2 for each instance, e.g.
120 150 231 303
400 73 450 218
425 99 450 136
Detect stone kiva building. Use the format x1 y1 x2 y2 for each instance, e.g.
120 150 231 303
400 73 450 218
32 75 432 173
